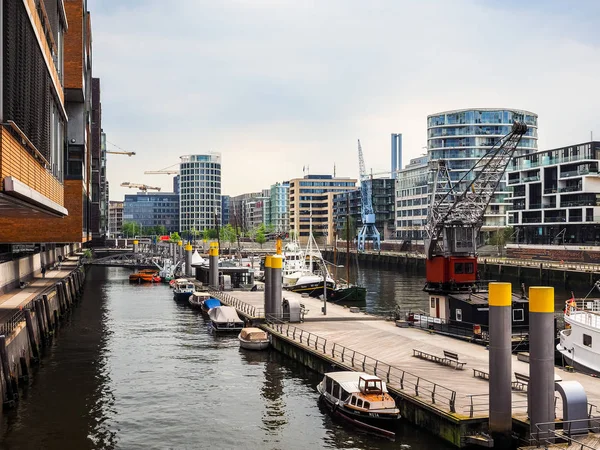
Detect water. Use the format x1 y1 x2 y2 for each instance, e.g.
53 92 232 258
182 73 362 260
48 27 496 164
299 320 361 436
0 266 452 450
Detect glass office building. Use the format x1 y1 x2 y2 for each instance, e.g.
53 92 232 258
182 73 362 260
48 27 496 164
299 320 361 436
427 108 538 231
179 153 222 233
270 181 289 233
123 193 179 233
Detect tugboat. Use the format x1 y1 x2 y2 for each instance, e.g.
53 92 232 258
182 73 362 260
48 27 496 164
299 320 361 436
317 371 400 438
129 269 161 283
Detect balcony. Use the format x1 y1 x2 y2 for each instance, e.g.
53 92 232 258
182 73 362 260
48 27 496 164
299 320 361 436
559 185 582 193
522 175 541 182
529 203 542 209
522 216 542 223
512 204 526 211
543 187 557 194
561 200 596 207
508 178 521 185
561 168 598 178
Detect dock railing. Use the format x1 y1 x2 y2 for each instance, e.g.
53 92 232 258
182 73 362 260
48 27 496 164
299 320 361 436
265 316 457 413
207 289 265 318
529 415 600 449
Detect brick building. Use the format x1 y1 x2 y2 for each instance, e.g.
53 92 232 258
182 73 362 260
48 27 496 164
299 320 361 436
0 0 95 245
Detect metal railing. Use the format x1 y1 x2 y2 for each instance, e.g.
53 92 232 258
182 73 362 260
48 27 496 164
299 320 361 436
207 289 265 318
0 298 37 336
483 257 600 273
530 416 600 449
465 394 528 419
266 318 457 413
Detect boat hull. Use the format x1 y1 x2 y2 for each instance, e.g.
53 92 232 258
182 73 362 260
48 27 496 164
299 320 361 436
317 387 399 438
173 291 194 302
211 321 244 332
284 280 336 299
329 286 367 303
238 338 270 350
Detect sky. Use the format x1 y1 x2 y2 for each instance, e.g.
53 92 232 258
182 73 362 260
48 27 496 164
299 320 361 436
87 0 600 200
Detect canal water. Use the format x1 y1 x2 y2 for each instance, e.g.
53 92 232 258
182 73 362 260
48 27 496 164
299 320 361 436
0 266 453 450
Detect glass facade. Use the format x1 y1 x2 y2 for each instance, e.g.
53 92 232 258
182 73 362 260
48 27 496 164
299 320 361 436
427 108 538 231
269 182 289 233
123 193 179 233
179 153 222 233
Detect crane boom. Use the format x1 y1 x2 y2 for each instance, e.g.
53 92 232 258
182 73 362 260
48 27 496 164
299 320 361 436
106 151 136 156
424 121 527 291
144 170 179 175
356 139 380 252
120 182 161 192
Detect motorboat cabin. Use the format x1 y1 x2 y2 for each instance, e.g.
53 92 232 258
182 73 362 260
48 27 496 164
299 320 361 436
188 292 211 310
316 371 400 437
173 279 195 302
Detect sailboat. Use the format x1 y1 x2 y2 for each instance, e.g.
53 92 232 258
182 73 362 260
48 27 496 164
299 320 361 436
328 196 367 303
282 208 335 298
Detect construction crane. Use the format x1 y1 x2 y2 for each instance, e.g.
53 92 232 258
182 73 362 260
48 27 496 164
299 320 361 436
144 163 179 175
120 182 161 192
356 139 381 252
424 121 528 292
106 151 136 156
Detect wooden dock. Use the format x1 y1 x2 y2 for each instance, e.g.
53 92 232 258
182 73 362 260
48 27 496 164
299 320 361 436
206 287 600 448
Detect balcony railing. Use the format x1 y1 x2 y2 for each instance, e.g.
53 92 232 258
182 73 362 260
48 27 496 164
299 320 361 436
544 216 566 223
561 201 596 207
522 217 542 223
522 175 541 182
529 203 542 209
561 168 598 178
508 178 521 185
559 185 582 193
543 187 557 194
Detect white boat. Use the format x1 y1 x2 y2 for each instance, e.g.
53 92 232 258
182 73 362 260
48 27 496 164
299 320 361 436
238 327 270 350
173 279 195 302
188 291 211 309
316 371 400 438
208 306 244 332
557 295 600 375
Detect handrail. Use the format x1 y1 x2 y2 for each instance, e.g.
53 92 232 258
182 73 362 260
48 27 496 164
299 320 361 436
207 288 265 318
265 316 457 413
2 121 50 168
465 394 528 419
531 417 600 449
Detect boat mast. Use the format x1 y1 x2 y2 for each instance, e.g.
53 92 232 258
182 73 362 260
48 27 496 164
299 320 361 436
346 195 350 284
309 202 313 274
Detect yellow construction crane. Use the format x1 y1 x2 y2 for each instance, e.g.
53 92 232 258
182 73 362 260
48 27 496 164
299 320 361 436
107 150 136 156
144 163 179 175
120 182 161 192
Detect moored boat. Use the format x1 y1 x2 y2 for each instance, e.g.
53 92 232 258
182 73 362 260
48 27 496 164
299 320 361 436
208 306 244 332
329 284 367 303
557 293 600 375
201 297 221 314
238 327 270 350
173 279 195 302
129 269 161 283
316 371 400 438
188 292 211 309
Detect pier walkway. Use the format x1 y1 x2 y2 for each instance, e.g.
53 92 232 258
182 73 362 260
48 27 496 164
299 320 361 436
0 257 79 330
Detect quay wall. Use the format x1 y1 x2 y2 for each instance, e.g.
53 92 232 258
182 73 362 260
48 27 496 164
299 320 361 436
269 331 487 448
0 244 79 295
0 263 86 410
323 250 599 291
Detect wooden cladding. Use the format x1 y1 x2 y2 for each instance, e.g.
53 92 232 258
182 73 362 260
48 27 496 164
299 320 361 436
0 127 64 206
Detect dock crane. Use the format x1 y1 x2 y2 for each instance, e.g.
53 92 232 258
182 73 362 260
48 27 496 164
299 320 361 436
120 182 161 192
144 163 179 175
424 121 528 293
106 151 136 156
356 139 381 252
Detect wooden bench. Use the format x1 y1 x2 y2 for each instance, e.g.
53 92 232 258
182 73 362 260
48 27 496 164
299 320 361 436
412 349 466 370
512 372 529 391
443 350 467 370
473 369 489 380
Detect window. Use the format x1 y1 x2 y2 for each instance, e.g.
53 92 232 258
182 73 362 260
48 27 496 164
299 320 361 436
455 263 464 274
456 309 463 321
325 378 332 393
513 309 524 322
584 334 592 347
363 401 370 409
430 298 435 308
356 399 363 408
351 396 357 406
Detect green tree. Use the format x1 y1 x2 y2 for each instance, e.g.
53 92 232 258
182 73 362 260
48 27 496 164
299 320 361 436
341 215 357 242
489 227 513 255
170 232 181 242
207 228 218 239
155 225 167 236
122 221 140 238
255 227 266 248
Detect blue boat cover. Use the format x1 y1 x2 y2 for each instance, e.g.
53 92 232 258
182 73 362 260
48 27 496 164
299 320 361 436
203 298 221 309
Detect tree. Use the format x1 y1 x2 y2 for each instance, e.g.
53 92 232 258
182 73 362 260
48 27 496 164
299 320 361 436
341 215 357 243
489 227 514 255
122 221 140 238
255 227 266 248
170 232 181 242
155 225 167 236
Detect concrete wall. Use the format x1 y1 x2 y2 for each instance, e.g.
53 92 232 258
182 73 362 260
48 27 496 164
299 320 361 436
0 244 75 295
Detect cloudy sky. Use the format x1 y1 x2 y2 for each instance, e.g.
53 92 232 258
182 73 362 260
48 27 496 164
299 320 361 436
88 0 600 200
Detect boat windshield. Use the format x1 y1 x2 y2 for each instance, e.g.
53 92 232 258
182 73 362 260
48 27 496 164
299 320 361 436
358 377 383 394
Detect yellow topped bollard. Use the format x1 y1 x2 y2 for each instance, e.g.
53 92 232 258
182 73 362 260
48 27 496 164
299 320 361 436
488 282 512 447
528 286 555 444
270 255 283 319
209 242 219 257
208 242 219 288
264 255 273 316
185 243 192 252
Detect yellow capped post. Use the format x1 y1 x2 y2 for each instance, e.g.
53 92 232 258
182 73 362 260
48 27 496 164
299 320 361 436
270 255 283 269
265 255 272 268
529 287 554 313
177 240 182 246
185 243 193 251
133 240 139 245
489 282 512 307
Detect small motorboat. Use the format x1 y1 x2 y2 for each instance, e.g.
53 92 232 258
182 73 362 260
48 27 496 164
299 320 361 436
173 279 195 302
201 297 221 314
238 327 269 350
129 269 161 283
208 306 244 332
188 292 212 310
316 371 400 438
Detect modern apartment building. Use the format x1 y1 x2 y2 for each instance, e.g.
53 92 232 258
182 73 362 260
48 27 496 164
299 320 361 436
244 196 270 230
270 181 290 233
90 78 106 243
427 108 538 233
396 155 429 241
289 175 356 244
508 141 600 245
179 153 221 233
123 192 179 233
108 201 124 237
229 190 268 232
0 0 94 245
333 178 396 241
